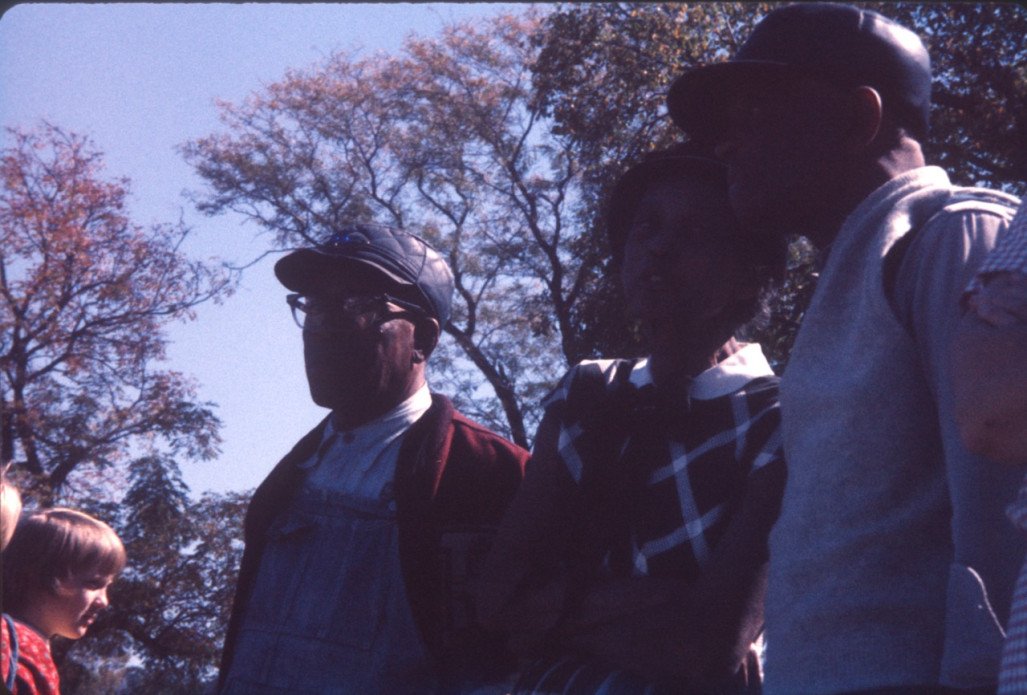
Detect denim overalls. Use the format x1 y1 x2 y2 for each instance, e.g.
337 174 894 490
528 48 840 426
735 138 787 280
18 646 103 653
223 392 439 694
222 482 437 694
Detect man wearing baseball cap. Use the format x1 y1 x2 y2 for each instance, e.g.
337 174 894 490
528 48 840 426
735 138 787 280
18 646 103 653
217 222 527 694
669 4 1023 694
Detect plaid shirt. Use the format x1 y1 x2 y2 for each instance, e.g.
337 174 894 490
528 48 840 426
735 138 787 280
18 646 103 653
544 343 783 580
964 202 1027 693
1001 478 1027 694
967 201 1027 295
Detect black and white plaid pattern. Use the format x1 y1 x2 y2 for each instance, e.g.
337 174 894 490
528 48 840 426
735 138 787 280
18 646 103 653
968 201 1027 295
1001 479 1027 694
544 354 783 580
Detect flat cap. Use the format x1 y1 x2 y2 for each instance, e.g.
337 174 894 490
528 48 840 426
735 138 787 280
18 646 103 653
275 222 455 327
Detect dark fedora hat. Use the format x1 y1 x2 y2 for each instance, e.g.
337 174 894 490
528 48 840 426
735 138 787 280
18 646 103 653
668 3 931 143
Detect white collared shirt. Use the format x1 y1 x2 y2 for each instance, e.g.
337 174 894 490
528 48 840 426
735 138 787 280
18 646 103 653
625 342 775 401
539 342 783 574
299 384 432 500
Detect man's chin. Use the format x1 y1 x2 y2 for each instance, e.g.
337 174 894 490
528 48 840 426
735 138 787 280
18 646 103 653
309 386 364 412
309 384 385 422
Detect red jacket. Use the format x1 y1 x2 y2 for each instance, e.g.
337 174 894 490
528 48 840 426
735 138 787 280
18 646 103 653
218 394 527 692
2 617 60 695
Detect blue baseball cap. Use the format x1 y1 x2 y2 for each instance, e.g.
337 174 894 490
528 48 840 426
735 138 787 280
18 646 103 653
275 222 455 327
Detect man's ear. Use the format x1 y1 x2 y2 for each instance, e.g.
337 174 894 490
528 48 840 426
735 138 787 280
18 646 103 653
412 317 440 363
847 86 883 150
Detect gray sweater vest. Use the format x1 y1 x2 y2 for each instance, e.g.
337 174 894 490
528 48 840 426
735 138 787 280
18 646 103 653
764 167 1023 694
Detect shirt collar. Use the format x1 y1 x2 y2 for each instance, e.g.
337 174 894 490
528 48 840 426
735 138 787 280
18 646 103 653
691 343 774 399
298 384 432 470
629 343 774 401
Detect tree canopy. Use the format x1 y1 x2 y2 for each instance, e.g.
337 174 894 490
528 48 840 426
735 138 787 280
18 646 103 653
1 122 234 504
530 1 1027 368
185 3 1027 439
1 121 239 692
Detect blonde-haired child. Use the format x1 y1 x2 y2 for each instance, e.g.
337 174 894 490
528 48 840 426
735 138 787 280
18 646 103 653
2 508 126 695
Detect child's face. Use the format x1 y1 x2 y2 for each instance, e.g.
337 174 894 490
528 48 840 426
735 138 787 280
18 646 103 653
39 570 115 640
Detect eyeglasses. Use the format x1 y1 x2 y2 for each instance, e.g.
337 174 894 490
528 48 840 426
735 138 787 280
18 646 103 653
287 293 424 331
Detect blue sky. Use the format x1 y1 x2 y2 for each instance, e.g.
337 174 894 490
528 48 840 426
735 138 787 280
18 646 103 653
0 2 531 495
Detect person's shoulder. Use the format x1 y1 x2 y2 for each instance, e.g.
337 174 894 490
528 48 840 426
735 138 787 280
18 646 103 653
9 620 59 695
926 184 1019 229
546 357 641 406
449 409 504 438
440 409 528 490
10 621 47 655
565 357 638 383
898 184 1020 280
449 410 527 456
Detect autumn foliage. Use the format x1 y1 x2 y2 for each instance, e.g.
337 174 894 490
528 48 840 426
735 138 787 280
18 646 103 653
1 122 232 504
2 3 1025 691
1 122 239 692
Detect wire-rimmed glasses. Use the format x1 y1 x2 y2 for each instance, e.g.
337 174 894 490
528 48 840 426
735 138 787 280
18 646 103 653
286 293 423 331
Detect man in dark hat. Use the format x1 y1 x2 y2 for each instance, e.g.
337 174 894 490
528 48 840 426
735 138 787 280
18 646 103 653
669 4 1023 694
217 222 527 694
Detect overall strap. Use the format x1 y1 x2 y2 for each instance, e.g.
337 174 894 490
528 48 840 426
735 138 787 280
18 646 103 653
3 614 18 691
